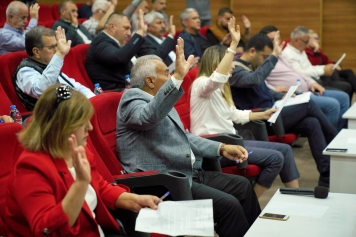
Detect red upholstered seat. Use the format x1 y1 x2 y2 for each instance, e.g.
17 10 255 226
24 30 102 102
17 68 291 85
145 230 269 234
0 51 29 112
199 25 210 36
51 3 60 20
0 123 24 236
0 83 13 115
0 6 6 27
38 4 54 23
71 44 95 90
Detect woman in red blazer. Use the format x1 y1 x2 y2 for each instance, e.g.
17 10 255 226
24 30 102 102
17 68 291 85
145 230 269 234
4 84 160 237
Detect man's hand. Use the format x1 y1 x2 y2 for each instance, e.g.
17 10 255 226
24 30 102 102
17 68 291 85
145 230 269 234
271 31 285 57
310 82 325 95
222 145 249 163
136 9 147 37
241 15 251 29
30 3 40 20
323 64 334 76
274 85 288 93
228 17 240 49
55 26 71 59
309 38 319 52
336 65 342 71
168 15 176 37
173 38 195 80
70 9 78 27
221 33 232 46
111 0 118 6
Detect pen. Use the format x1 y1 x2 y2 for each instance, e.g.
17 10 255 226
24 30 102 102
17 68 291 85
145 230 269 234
159 191 170 201
236 151 252 163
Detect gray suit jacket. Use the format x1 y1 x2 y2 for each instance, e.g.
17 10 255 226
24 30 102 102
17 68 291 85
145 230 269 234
116 79 221 184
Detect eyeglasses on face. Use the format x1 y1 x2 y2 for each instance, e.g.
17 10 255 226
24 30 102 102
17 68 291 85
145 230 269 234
298 38 309 44
49 84 72 118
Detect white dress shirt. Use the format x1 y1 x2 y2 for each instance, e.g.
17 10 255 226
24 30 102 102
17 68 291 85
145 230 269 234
16 54 95 99
190 71 251 136
282 43 325 80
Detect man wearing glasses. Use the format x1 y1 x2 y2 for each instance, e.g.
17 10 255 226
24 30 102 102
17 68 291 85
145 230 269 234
0 1 39 55
14 26 95 111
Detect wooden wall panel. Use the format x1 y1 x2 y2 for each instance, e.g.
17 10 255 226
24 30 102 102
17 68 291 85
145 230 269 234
230 0 321 42
323 0 356 72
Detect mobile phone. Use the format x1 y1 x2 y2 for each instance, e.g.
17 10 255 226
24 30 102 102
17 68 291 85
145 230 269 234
325 148 348 152
259 213 289 221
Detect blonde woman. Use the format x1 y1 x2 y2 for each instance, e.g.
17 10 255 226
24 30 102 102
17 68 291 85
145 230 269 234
190 17 299 198
5 84 160 237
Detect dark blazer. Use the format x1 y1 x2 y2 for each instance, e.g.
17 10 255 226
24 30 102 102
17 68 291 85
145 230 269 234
116 79 221 185
5 147 128 237
86 32 176 90
144 34 176 67
178 30 203 59
52 20 92 47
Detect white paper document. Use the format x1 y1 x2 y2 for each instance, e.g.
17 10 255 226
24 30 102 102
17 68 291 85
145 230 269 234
273 91 311 108
268 85 298 123
333 53 346 70
263 201 329 218
347 138 356 144
135 199 214 237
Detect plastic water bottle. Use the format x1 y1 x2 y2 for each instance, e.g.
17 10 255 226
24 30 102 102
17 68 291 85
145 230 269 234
295 79 302 94
125 74 131 88
93 83 103 95
9 105 22 125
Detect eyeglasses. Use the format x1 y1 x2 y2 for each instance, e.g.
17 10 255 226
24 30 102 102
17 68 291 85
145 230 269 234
99 9 107 14
49 85 72 118
298 38 309 44
42 44 57 50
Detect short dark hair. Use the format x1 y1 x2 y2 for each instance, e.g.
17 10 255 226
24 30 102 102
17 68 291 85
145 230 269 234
25 26 56 56
104 12 128 29
259 25 279 35
59 0 74 14
245 33 274 52
218 7 233 16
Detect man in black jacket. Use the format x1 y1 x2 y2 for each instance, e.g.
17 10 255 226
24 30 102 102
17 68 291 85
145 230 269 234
86 9 176 90
52 0 92 47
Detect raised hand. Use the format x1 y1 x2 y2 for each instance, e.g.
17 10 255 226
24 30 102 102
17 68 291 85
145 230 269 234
111 0 118 6
68 134 91 184
173 38 195 80
168 15 176 37
70 9 78 27
241 15 251 29
271 31 285 57
228 17 240 47
55 26 71 59
136 9 147 37
29 3 40 20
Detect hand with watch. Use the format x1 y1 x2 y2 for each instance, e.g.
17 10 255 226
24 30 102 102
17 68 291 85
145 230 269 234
227 16 241 54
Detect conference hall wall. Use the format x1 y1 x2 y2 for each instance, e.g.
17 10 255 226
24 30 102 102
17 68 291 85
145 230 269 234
40 0 355 72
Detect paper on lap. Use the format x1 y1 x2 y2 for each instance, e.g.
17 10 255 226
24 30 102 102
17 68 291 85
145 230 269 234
135 199 214 237
332 53 346 70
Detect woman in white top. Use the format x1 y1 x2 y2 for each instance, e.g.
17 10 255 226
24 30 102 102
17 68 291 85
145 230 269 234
190 17 299 198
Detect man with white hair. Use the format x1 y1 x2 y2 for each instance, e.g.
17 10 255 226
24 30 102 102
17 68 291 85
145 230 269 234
0 1 39 55
144 11 176 70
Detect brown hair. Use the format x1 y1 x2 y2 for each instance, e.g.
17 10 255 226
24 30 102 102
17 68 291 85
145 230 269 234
18 84 94 158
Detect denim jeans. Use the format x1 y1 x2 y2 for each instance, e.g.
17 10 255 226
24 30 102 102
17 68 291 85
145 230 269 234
310 90 349 131
280 100 337 176
220 140 300 189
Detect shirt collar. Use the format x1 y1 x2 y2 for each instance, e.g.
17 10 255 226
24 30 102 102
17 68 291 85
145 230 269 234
103 31 121 47
286 43 303 54
3 23 23 34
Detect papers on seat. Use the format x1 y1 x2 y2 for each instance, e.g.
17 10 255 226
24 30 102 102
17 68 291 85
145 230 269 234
268 85 298 124
135 199 214 237
333 53 346 70
274 91 311 108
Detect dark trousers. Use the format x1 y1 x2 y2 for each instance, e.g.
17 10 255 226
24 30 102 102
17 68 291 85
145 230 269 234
332 69 356 96
279 100 337 176
192 170 261 237
320 75 352 98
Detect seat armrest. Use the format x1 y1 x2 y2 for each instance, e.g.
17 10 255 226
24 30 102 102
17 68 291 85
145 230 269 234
113 170 192 201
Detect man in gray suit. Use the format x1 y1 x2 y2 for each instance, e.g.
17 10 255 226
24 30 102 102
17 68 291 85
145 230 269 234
116 38 261 237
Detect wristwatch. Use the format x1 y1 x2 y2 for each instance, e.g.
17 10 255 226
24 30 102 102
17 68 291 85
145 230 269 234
226 48 236 54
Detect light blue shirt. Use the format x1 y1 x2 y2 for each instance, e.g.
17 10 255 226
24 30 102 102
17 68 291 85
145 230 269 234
0 18 38 55
16 54 95 99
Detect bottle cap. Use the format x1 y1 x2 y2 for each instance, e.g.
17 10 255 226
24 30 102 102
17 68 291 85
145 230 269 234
10 105 16 109
125 74 130 79
94 83 100 87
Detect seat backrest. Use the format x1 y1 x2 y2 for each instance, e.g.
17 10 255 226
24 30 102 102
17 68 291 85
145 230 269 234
38 4 54 22
199 25 210 36
89 92 126 176
51 3 60 20
71 44 94 90
0 51 29 112
173 74 193 130
62 47 94 90
0 6 5 27
0 123 24 236
0 82 14 115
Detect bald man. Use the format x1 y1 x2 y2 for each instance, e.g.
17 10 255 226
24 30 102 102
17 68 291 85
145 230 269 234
0 1 39 55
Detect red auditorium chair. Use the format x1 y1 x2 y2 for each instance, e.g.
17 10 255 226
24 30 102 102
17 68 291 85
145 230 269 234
0 83 14 115
38 4 54 23
0 51 29 112
0 6 6 27
51 3 60 20
62 46 94 90
89 92 192 201
199 25 210 36
0 0 12 7
71 44 95 90
0 123 24 236
174 73 261 179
